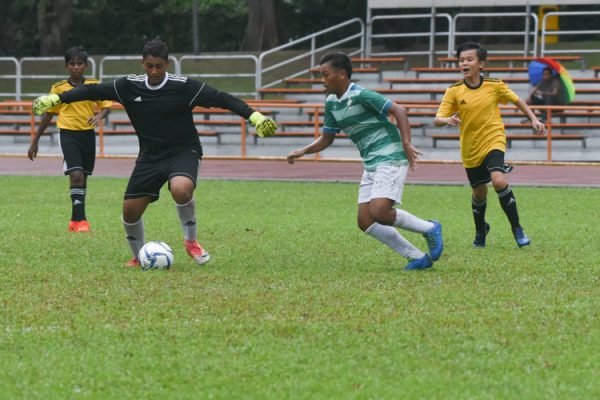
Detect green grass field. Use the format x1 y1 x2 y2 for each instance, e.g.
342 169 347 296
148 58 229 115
1 176 599 399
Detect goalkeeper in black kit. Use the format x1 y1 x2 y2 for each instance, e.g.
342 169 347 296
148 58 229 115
32 39 277 267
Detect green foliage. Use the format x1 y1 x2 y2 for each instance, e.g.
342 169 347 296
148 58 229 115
1 176 599 398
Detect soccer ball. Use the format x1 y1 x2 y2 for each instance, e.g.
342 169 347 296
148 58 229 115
138 241 174 270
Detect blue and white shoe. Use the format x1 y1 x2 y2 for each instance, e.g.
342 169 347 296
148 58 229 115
423 220 443 261
404 254 433 271
513 227 531 247
473 223 490 248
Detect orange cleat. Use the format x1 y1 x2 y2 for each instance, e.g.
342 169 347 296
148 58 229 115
184 240 211 265
68 220 91 232
125 258 140 268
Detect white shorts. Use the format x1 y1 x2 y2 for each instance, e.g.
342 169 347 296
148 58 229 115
358 164 408 204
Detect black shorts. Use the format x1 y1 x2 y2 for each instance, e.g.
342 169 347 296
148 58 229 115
124 149 202 202
465 149 513 187
60 129 96 175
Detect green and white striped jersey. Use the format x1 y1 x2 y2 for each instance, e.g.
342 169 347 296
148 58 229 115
323 83 408 171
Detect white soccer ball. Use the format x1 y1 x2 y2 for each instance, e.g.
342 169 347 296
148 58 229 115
138 241 174 270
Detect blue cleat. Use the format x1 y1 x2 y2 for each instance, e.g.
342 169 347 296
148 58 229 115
404 254 433 271
423 220 443 261
473 223 490 248
513 227 531 247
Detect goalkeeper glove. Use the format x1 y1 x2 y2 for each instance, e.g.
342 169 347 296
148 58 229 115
249 111 277 137
32 94 61 115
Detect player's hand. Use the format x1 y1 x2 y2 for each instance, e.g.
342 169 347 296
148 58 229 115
88 114 102 127
32 94 61 116
531 118 546 135
446 112 461 127
403 142 422 170
287 149 305 164
249 111 277 137
27 142 39 161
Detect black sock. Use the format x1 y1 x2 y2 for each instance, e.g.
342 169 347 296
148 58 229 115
70 186 86 221
471 196 487 233
496 185 520 231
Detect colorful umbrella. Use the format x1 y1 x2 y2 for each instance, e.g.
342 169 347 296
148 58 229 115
528 58 576 104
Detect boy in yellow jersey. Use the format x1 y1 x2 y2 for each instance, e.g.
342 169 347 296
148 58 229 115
434 42 546 248
28 47 111 232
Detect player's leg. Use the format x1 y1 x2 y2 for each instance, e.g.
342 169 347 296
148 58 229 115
372 165 443 260
490 170 530 247
168 151 209 265
467 161 491 247
60 129 93 232
357 168 432 270
122 160 163 266
122 197 152 266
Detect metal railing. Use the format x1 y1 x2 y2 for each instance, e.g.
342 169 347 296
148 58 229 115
0 58 20 100
368 13 453 67
180 55 258 98
257 18 365 97
541 11 600 58
451 12 539 57
18 57 97 98
99 55 179 81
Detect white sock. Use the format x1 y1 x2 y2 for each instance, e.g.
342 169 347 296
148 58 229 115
394 209 434 234
122 217 144 259
365 222 425 259
176 198 197 241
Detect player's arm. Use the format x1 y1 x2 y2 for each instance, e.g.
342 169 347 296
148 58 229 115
190 82 277 137
388 102 422 170
32 81 119 115
514 97 546 135
28 112 56 160
286 133 335 164
434 90 460 127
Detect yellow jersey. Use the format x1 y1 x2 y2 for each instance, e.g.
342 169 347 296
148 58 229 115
48 78 112 131
436 77 519 168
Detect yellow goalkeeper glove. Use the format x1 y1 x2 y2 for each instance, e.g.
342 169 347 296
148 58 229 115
249 111 277 137
32 94 61 115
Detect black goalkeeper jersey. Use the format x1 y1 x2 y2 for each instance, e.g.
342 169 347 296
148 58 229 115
58 73 255 161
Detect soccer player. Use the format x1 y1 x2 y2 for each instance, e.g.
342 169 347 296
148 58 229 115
434 42 546 248
28 46 112 233
286 52 443 270
32 39 277 267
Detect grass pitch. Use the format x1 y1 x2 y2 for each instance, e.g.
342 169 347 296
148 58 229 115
1 176 599 399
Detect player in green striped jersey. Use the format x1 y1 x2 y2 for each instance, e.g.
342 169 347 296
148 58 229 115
287 52 443 270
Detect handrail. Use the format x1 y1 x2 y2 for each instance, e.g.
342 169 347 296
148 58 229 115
451 13 538 57
18 57 97 98
541 11 600 58
180 54 258 98
0 57 20 100
99 55 180 81
256 18 364 98
368 14 452 67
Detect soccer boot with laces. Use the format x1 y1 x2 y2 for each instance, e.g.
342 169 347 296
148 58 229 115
473 223 490 248
513 226 531 248
184 240 211 265
68 220 91 232
404 254 433 271
423 220 443 261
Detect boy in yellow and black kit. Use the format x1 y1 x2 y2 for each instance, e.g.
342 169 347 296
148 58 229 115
28 46 111 232
434 42 546 248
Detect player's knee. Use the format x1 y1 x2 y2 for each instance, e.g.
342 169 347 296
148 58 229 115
69 170 84 186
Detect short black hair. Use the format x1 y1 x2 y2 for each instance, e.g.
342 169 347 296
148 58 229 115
64 46 88 64
456 42 488 61
319 52 353 79
142 39 169 61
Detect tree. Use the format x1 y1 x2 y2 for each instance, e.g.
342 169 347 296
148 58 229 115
37 0 72 56
240 0 282 51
